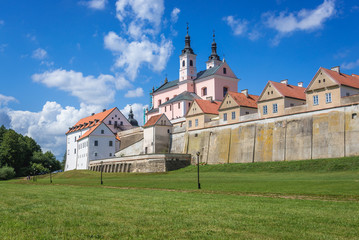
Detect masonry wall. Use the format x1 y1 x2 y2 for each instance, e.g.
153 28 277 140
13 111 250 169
171 104 359 164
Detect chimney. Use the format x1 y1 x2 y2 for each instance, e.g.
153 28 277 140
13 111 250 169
103 109 106 112
280 79 288 85
206 96 213 101
297 82 303 87
241 89 249 97
331 66 340 73
91 113 95 116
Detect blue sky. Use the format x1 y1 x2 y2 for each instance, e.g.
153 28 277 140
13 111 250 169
0 0 358 158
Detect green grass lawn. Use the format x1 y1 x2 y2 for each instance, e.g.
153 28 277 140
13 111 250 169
1 157 359 239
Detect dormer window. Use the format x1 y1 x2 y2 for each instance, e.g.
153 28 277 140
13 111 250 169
182 60 185 67
190 60 193 66
223 68 227 74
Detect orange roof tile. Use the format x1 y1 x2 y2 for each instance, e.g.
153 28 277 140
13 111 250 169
143 114 162 127
270 81 306 100
77 123 100 141
66 107 116 134
195 99 221 115
228 91 259 108
116 135 121 141
321 67 359 89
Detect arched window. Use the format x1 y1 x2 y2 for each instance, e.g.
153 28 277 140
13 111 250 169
165 97 169 102
158 100 162 106
223 87 228 97
182 60 185 67
190 60 193 66
202 87 207 96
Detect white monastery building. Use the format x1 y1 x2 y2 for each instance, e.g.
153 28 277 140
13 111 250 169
65 107 137 171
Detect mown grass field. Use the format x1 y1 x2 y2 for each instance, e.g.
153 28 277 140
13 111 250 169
1 157 359 239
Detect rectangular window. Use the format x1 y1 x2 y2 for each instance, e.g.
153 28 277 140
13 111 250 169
74 149 76 154
188 120 192 128
313 95 319 105
263 105 268 115
231 111 235 120
273 103 278 113
109 120 112 125
326 93 332 103
109 141 113 147
94 140 98 146
101 130 104 134
94 153 97 157
195 119 198 127
178 102 180 109
223 113 227 121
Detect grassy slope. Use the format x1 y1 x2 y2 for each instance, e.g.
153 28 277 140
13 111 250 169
22 157 359 199
1 157 359 239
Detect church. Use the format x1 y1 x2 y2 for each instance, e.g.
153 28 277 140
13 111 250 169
146 26 239 123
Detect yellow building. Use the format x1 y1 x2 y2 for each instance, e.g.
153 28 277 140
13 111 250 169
257 80 306 118
218 90 259 124
186 99 221 130
305 66 359 111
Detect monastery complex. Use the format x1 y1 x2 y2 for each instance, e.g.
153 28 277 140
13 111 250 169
65 28 359 172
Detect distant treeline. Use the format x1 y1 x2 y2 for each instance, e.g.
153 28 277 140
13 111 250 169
0 125 61 178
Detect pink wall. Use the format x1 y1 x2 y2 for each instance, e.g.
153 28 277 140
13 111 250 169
195 79 215 99
214 77 238 101
153 87 182 108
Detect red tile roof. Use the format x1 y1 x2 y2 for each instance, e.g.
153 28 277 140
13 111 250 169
143 114 162 127
321 67 359 89
270 81 306 100
195 99 221 115
66 107 116 134
77 123 100 141
228 91 259 108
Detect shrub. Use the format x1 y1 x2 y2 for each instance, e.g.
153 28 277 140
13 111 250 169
0 166 16 180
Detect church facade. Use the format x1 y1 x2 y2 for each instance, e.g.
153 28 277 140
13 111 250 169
146 28 239 122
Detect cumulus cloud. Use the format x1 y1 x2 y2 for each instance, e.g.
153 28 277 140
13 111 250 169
104 31 173 80
223 16 248 36
32 69 131 105
80 0 107 10
32 48 48 60
171 8 180 23
125 87 144 98
342 59 359 70
5 102 103 157
264 0 335 43
116 0 164 27
0 94 17 107
121 103 148 126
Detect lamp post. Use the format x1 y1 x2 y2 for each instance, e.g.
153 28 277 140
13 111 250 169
196 151 201 189
100 161 103 185
49 165 52 184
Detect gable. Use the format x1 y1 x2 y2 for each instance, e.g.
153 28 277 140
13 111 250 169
215 62 237 79
258 82 282 102
186 101 203 117
157 114 172 126
219 94 239 110
104 108 131 126
306 69 338 92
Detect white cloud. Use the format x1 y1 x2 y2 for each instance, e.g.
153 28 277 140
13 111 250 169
81 0 107 10
32 48 48 60
32 69 131 105
0 94 17 107
121 103 148 126
171 8 180 23
264 0 335 34
104 31 173 80
223 16 248 36
342 59 359 70
116 0 164 26
6 102 103 158
125 87 144 98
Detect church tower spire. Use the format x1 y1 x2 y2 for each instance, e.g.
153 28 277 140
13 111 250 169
179 23 197 82
206 30 222 69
